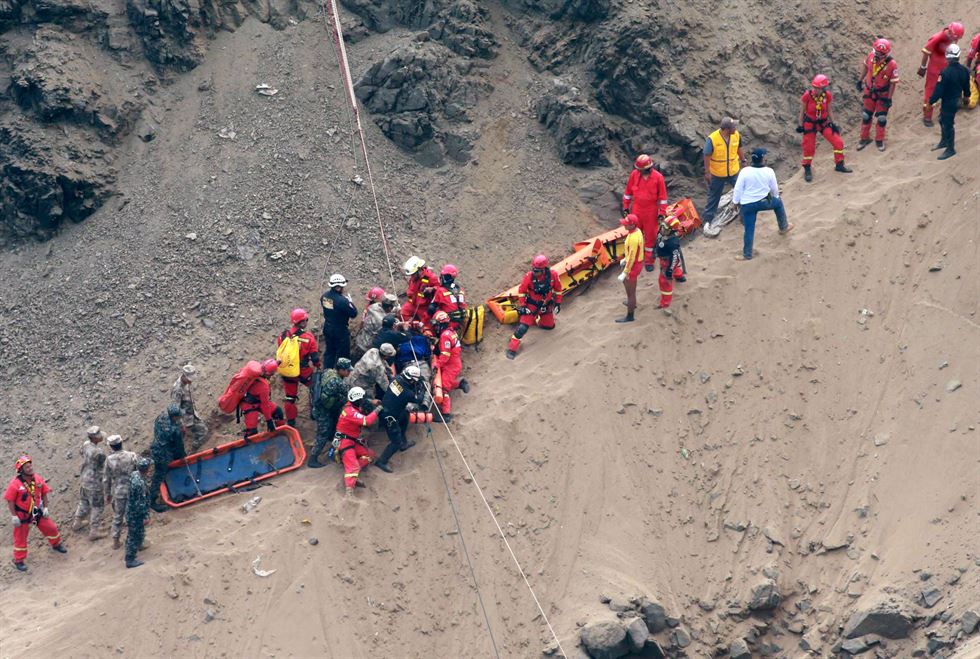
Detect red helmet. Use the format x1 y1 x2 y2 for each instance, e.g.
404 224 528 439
260 359 279 376
634 154 653 170
440 264 458 278
532 254 549 269
432 310 450 325
621 214 639 228
872 38 891 56
365 286 386 303
15 455 31 472
811 74 830 88
946 22 964 39
290 308 309 324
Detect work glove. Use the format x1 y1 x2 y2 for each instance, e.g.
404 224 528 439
882 98 892 108
855 79 863 92
620 208 629 218
11 516 20 527
406 403 418 413
917 65 926 78
42 507 49 517
617 272 627 282
517 307 530 316
795 125 804 134
553 303 561 315
266 420 276 432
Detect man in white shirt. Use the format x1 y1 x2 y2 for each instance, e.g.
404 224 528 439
732 148 793 260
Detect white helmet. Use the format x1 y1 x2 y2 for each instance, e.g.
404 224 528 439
403 256 425 277
945 44 961 59
348 387 365 402
329 273 348 287
403 364 421 381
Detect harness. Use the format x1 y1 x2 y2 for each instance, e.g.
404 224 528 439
803 91 829 133
526 271 554 309
865 56 894 100
14 477 41 521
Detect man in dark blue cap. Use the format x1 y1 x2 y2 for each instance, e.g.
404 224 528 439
732 148 793 260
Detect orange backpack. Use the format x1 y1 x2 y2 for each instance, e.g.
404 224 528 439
218 361 263 413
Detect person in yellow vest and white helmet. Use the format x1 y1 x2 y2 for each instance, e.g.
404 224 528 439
701 116 746 232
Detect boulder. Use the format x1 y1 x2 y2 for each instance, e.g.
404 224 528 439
535 85 609 166
842 599 917 639
580 620 630 659
625 617 649 652
638 598 668 634
961 610 980 635
670 626 691 649
840 635 879 655
747 579 781 612
501 0 609 21
729 637 751 659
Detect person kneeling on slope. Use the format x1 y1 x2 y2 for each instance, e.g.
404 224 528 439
334 387 379 498
431 311 469 421
506 254 562 360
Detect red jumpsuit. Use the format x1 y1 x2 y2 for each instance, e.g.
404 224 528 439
240 377 280 438
922 30 953 121
801 89 845 167
334 402 378 490
430 283 467 331
401 267 437 325
276 325 321 424
435 327 462 414
507 269 562 355
622 168 668 267
969 33 980 87
860 52 899 142
5 474 62 562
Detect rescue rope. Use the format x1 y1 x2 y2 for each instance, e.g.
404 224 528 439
321 5 567 657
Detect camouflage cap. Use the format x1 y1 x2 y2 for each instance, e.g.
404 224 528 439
107 434 123 447
379 343 396 357
137 457 152 470
335 358 353 371
181 364 198 381
166 403 184 417
86 425 105 439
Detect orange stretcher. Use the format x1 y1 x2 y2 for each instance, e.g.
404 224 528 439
160 426 306 508
486 199 701 324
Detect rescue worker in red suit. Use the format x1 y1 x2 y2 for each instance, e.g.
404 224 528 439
240 359 285 439
277 308 321 427
857 38 900 152
655 212 684 310
6 456 67 572
796 74 852 182
401 256 437 325
918 22 965 125
968 31 980 89
432 311 469 419
334 387 378 498
428 264 468 332
621 154 668 272
506 254 562 360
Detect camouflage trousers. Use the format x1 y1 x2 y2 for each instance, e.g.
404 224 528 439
183 416 209 451
73 486 105 537
125 518 145 563
109 493 129 539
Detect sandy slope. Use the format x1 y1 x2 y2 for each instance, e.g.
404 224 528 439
1 1 979 657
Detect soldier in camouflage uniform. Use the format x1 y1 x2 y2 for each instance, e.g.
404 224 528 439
103 434 138 549
346 343 396 399
354 293 400 356
125 458 151 568
149 404 184 512
307 358 353 468
171 364 208 451
72 426 107 539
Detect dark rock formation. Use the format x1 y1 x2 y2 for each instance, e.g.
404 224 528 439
535 80 609 166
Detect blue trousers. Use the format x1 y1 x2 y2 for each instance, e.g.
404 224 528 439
740 197 788 258
703 174 738 225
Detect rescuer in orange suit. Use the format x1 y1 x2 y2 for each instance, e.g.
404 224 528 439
432 311 468 419
797 74 852 182
401 256 437 325
6 456 67 572
857 38 900 151
655 212 685 310
918 22 965 125
240 359 285 439
506 255 562 360
428 264 468 332
276 308 321 427
334 387 378 498
621 154 668 271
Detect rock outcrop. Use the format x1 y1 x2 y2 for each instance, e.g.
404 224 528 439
535 80 609 166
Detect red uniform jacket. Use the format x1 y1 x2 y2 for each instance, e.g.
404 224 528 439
863 52 899 98
334 402 378 441
277 325 321 377
801 89 833 124
405 267 437 308
519 269 562 307
4 474 50 521
242 377 278 419
622 169 668 216
431 283 467 317
923 30 953 74
435 328 462 371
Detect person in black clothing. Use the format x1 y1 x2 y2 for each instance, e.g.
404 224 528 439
321 273 358 370
929 44 971 160
372 314 411 350
373 365 424 474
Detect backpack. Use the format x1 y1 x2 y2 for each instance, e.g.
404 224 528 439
276 331 301 378
218 361 263 414
460 304 485 348
314 369 345 415
396 335 432 369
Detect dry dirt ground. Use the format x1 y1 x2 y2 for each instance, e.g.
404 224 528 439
0 0 978 657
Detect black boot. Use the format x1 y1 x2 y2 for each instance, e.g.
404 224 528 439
150 499 167 513
856 139 872 150
12 560 27 572
287 419 297 428
835 161 853 173
126 558 144 569
937 149 956 160
375 461 393 473
931 141 948 151
615 312 635 323
459 379 470 394
51 543 67 554
400 440 416 452
307 454 323 468
803 165 813 182
505 350 516 360
875 141 885 152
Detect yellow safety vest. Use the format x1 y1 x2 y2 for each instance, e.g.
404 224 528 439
707 129 740 178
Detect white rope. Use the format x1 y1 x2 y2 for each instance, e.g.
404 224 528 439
322 4 567 656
